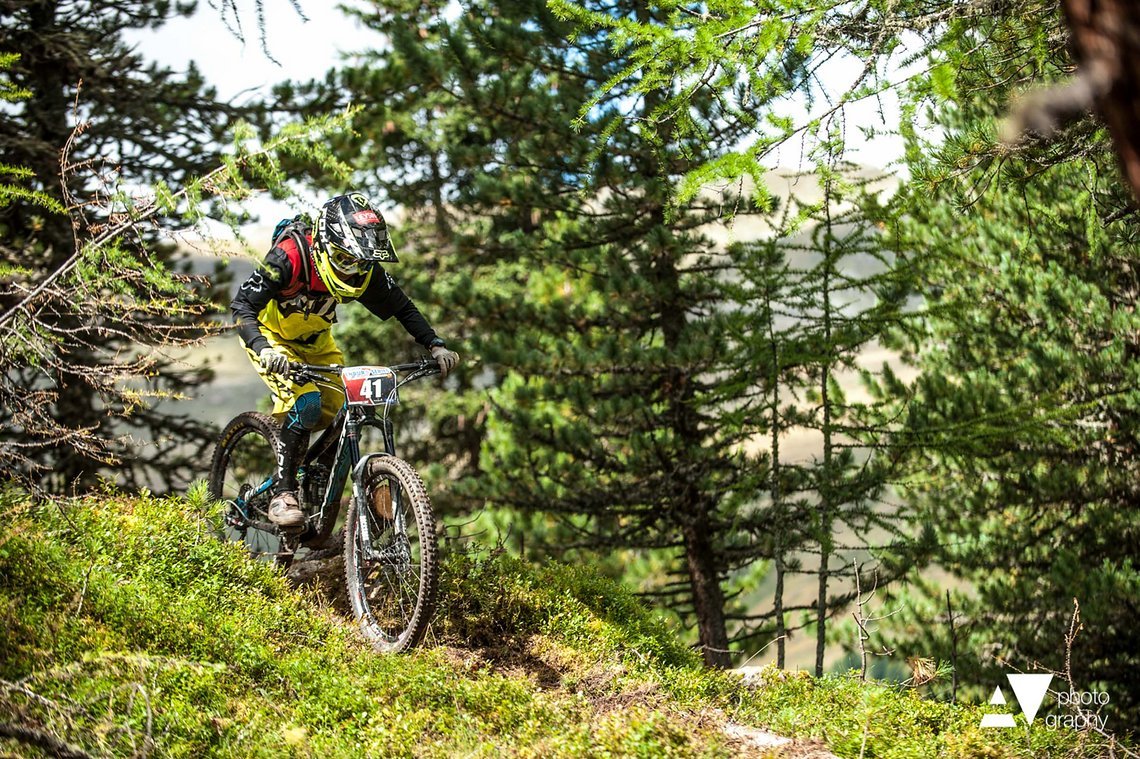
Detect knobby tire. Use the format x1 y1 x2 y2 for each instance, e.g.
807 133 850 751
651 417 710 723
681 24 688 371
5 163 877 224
208 411 290 565
344 456 438 653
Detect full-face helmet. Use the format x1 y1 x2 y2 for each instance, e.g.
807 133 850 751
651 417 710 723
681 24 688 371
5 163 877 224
313 192 397 301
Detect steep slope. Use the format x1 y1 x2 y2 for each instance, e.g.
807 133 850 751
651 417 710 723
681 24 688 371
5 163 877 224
0 487 1117 757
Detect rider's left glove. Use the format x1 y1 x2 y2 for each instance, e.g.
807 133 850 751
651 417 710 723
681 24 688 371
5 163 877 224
258 347 291 376
431 345 460 379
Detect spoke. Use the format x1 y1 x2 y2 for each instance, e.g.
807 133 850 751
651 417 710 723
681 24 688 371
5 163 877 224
400 549 423 580
396 570 420 608
377 563 407 636
218 427 280 562
380 565 401 614
392 569 410 630
363 540 396 632
367 565 389 603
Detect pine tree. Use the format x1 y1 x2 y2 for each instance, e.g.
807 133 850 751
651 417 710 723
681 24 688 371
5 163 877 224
0 52 63 237
273 0 610 517
544 0 1140 698
291 0 925 668
722 163 915 672
871 3 1140 728
290 0 784 665
0 0 264 490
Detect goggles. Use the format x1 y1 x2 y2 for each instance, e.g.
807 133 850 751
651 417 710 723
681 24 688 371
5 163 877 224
327 243 366 276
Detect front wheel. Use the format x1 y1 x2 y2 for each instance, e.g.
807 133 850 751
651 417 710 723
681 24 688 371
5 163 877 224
344 456 438 652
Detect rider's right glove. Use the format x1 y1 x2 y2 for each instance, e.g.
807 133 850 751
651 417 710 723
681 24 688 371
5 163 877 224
258 347 291 376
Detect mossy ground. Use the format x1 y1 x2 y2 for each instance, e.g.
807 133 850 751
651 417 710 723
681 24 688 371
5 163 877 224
0 487 1121 757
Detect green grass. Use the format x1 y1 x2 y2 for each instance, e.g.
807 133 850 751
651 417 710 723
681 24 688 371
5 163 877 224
0 487 1120 757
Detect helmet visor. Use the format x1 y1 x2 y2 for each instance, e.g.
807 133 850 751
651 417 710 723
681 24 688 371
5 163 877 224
348 210 393 260
355 224 390 256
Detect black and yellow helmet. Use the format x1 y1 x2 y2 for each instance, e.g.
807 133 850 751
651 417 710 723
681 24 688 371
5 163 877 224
314 192 398 301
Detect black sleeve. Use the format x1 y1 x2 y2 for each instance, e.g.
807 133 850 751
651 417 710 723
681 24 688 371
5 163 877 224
231 248 291 354
357 269 441 349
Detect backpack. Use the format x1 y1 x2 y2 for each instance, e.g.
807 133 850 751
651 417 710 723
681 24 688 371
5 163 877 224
270 215 327 297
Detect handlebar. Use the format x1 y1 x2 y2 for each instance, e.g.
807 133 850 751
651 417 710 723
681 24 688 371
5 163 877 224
287 356 440 386
291 358 439 374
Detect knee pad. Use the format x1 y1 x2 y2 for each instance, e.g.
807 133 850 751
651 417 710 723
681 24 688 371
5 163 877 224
284 391 323 432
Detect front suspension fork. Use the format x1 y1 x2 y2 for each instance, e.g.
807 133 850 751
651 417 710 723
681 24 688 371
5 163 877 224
351 444 403 562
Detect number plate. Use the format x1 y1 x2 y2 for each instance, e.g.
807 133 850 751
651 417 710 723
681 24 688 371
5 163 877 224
342 366 398 406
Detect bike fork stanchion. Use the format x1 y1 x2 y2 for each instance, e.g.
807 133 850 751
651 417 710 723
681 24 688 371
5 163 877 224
352 479 376 559
351 452 392 562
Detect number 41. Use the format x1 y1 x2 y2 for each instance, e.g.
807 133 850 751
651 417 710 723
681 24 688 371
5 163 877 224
360 377 384 401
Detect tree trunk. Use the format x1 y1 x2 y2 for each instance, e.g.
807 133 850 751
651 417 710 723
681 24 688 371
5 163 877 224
658 247 731 668
768 303 786 668
774 551 786 669
1058 0 1140 202
815 183 836 678
682 515 732 668
631 0 732 669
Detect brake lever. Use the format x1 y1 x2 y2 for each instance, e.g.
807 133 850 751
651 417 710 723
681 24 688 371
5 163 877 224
289 366 318 384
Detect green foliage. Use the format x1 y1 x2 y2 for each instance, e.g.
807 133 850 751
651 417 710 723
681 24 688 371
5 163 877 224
0 490 1116 757
0 52 30 101
543 0 1139 728
437 545 701 673
721 164 918 673
294 0 779 665
734 668 1110 759
0 0 355 492
0 56 61 217
0 3 238 491
869 0 1140 733
278 0 1136 736
0 490 714 757
545 0 934 204
290 0 926 673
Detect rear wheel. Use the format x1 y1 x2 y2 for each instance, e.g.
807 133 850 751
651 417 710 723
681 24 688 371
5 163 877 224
208 412 288 563
344 456 438 652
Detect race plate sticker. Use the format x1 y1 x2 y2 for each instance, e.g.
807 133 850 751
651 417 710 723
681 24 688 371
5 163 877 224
342 366 398 406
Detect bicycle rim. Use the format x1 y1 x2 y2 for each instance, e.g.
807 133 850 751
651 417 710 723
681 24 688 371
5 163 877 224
345 457 437 652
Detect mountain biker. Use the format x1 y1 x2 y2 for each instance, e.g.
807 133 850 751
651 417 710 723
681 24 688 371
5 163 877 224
231 191 459 530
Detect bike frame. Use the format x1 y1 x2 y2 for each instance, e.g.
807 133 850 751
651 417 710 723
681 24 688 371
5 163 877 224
236 358 438 549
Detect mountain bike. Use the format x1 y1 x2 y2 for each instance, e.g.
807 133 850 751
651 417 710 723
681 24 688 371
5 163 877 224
207 357 440 653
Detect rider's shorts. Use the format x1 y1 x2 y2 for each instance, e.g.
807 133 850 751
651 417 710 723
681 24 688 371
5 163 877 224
243 328 345 431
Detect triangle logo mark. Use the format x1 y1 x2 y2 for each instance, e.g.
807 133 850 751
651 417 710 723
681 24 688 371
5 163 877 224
1007 674 1053 725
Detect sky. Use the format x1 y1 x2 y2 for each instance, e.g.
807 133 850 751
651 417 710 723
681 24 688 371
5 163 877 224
125 1 364 240
127 1 353 102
